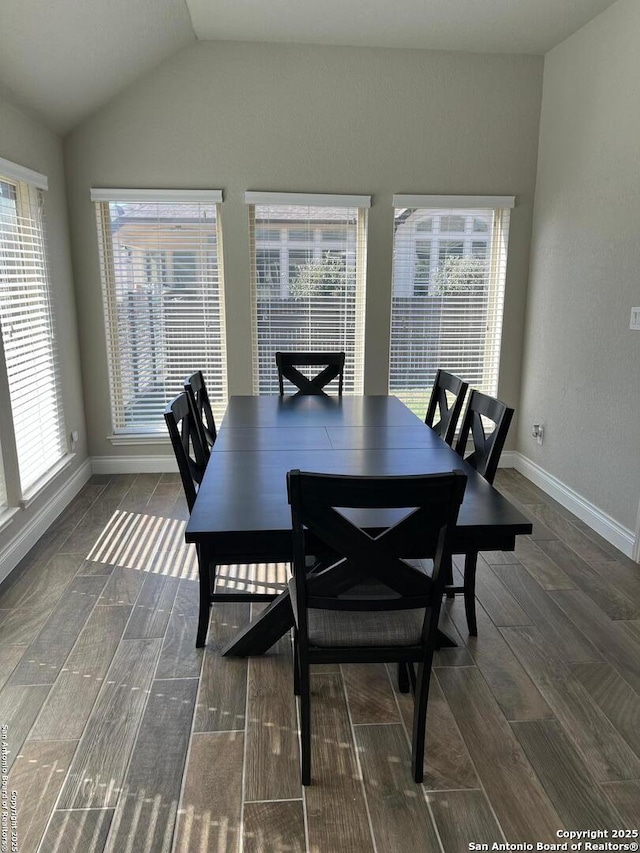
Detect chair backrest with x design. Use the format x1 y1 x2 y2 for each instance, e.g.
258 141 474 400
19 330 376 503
276 351 345 396
425 369 469 446
287 470 467 635
184 370 217 462
164 392 208 512
454 390 514 485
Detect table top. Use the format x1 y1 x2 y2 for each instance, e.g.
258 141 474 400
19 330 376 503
219 394 423 429
185 395 532 558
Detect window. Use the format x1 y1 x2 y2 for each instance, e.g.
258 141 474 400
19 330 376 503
246 192 369 395
93 189 227 435
389 195 514 417
0 159 66 496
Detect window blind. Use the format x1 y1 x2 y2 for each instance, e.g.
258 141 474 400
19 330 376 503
94 194 227 433
0 174 66 494
389 199 513 418
246 193 369 395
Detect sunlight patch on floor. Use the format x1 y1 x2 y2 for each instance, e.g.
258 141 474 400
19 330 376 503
85 510 290 589
86 510 198 580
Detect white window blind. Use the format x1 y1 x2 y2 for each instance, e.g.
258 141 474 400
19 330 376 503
93 192 227 434
247 193 369 395
389 197 513 417
0 172 66 494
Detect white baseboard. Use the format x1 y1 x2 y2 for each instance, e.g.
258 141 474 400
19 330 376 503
513 452 636 560
91 455 177 475
0 459 93 587
499 451 517 468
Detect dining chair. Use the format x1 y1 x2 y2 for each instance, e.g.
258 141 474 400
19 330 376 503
275 351 345 396
450 390 515 634
164 392 208 511
165 393 278 639
184 370 217 463
287 468 467 784
425 369 469 446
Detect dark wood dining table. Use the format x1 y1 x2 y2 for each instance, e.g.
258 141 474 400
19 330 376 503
185 394 533 654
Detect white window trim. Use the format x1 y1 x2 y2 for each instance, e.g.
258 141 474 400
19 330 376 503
20 453 75 508
107 433 171 446
0 506 20 535
393 194 515 210
91 188 223 203
0 156 47 191
245 191 371 208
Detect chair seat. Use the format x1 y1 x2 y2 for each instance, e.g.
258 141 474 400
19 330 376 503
289 578 425 647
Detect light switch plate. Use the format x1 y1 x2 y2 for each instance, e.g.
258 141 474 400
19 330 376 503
630 308 640 330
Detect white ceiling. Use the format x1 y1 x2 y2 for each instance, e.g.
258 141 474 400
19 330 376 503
187 0 618 55
0 0 619 135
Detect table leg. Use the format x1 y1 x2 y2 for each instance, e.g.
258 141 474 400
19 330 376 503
221 589 294 656
436 629 457 648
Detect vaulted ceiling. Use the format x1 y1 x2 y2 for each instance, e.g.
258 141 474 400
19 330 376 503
0 0 194 133
0 0 619 135
187 0 618 54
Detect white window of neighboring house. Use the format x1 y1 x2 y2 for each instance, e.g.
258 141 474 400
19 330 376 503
0 158 67 499
246 192 370 395
389 195 515 418
92 189 227 436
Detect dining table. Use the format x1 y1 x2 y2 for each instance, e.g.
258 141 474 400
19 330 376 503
185 394 533 654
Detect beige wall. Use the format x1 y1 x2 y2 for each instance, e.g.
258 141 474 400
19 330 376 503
64 40 544 458
519 0 640 533
0 91 88 561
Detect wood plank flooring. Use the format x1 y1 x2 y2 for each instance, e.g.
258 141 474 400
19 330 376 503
0 470 639 852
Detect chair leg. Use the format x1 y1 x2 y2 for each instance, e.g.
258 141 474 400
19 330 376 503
299 658 311 785
293 632 301 696
196 544 212 647
443 554 455 599
411 658 433 783
209 561 217 597
397 661 410 694
407 661 417 694
463 551 479 636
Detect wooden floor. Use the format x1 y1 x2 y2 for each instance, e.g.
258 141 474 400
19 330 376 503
1 470 639 853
